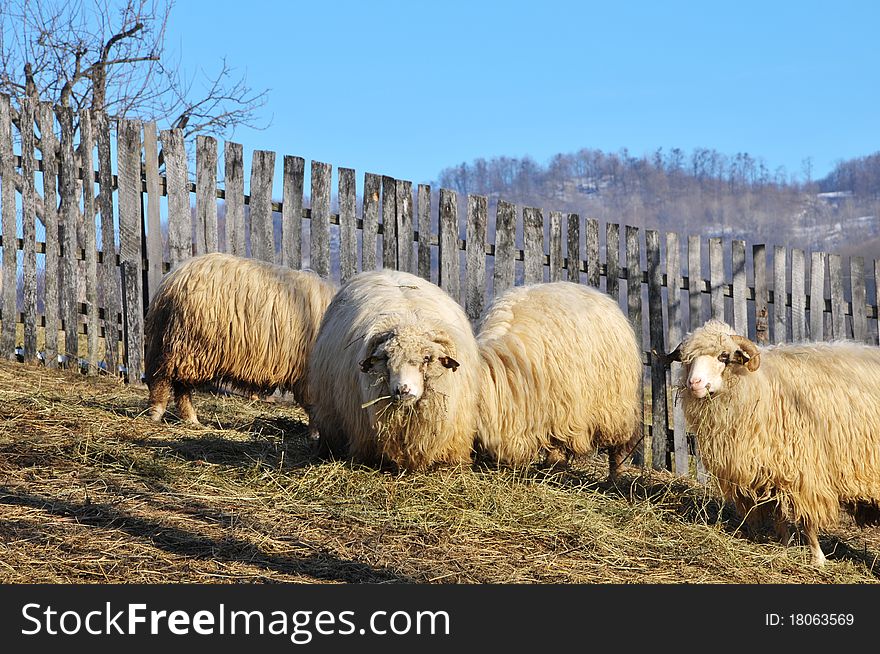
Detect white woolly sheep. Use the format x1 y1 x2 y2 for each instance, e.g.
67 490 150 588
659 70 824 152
306 268 480 471
144 252 337 425
659 318 880 566
475 281 643 479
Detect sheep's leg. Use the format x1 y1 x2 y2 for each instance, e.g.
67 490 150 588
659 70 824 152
148 377 172 422
804 522 826 567
173 383 201 426
544 446 568 468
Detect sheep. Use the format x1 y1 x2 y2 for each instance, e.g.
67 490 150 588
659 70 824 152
306 268 480 471
658 318 880 566
144 252 337 426
474 281 643 479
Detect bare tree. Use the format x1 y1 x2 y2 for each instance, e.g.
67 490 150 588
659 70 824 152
0 0 269 138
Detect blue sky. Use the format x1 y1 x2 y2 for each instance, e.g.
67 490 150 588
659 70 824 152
165 0 880 186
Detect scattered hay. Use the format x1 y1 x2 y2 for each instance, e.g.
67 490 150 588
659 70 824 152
0 359 877 583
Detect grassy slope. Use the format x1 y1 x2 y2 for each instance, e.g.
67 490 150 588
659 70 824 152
0 360 877 584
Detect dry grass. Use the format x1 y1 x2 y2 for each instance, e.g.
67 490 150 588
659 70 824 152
0 359 878 584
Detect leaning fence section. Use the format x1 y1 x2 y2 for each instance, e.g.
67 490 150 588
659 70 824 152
0 92 878 479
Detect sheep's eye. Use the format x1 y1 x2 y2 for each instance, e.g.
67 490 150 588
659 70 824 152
423 355 433 364
718 352 730 363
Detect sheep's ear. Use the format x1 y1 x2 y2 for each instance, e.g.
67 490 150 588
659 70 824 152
359 356 374 373
438 356 460 372
731 335 761 372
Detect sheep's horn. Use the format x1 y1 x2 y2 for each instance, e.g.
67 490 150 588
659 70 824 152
731 335 761 372
652 344 682 367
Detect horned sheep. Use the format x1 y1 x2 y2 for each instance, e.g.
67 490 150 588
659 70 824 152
306 269 480 471
660 319 880 566
144 252 337 425
475 281 643 479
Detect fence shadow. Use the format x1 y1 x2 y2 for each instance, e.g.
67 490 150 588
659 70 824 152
0 486 415 583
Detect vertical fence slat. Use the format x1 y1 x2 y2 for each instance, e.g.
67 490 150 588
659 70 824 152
20 97 37 361
666 232 688 476
396 180 413 274
382 175 397 270
224 141 245 257
851 256 867 343
438 188 460 301
310 160 331 277
625 225 644 466
249 150 276 264
143 122 163 299
493 200 516 297
688 235 703 331
790 249 806 342
80 110 99 374
810 251 826 341
732 240 747 335
195 135 218 255
0 95 14 359
417 184 432 281
828 253 846 339
646 230 667 471
523 207 543 286
709 237 724 321
361 173 380 271
753 244 768 345
281 155 304 269
773 245 787 344
566 213 580 284
117 119 143 384
59 106 80 365
465 194 487 322
96 111 119 373
338 167 357 282
875 259 880 345
39 103 59 367
548 211 563 283
606 223 619 302
161 129 191 270
585 218 599 288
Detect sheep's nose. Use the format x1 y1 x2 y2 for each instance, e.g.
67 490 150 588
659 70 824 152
688 376 702 388
394 383 410 398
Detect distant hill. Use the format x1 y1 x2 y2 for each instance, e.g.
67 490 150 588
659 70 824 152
434 147 880 260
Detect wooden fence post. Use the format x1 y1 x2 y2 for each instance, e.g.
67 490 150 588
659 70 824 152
438 188 460 301
225 142 246 257
417 184 432 282
646 230 668 470
338 167 357 282
465 195 487 322
493 200 516 297
310 160 331 278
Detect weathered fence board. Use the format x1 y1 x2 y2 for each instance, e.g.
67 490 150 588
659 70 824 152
810 251 826 341
338 167 357 282
566 213 580 284
625 225 644 465
195 135 219 256
790 249 806 342
438 188 460 301
851 256 867 342
773 245 787 344
606 223 619 302
361 173 380 272
20 97 37 361
585 218 599 288
0 95 14 359
417 184 432 282
382 175 397 270
732 240 747 335
249 150 276 264
709 237 724 320
39 103 59 367
548 211 563 283
666 232 688 476
120 261 142 385
162 129 191 271
117 120 144 381
688 235 702 331
310 161 331 278
281 155 305 270
225 142 246 257
465 195 487 322
493 200 516 296
396 180 413 274
80 110 99 373
95 110 119 372
58 106 80 364
828 253 846 339
523 207 543 285
646 230 668 470
143 122 163 299
753 244 768 344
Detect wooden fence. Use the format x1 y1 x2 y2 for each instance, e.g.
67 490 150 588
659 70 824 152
1 92 878 478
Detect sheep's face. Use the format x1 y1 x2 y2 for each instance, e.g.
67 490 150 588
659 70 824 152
359 325 460 405
669 321 761 399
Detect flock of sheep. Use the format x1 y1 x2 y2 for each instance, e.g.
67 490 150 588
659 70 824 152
143 252 880 567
